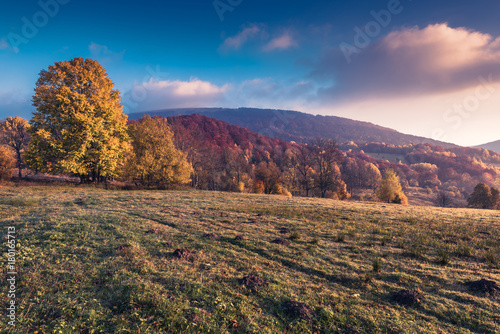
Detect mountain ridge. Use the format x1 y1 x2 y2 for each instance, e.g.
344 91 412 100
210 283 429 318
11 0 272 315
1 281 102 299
475 140 500 155
127 107 457 148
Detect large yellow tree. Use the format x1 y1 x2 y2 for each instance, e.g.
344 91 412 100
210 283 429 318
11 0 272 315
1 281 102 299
123 115 193 187
25 57 130 182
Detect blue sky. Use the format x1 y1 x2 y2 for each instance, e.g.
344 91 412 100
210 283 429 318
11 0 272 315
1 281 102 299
1 0 500 146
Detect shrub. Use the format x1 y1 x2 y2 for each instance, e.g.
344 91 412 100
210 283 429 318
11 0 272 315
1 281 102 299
376 169 408 205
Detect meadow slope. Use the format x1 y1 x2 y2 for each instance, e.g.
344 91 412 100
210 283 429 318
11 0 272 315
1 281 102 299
0 185 499 333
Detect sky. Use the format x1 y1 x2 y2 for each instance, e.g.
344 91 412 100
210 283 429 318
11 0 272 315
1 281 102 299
1 0 500 147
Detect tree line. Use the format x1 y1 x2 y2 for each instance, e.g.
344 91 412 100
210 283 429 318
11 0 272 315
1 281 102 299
0 57 497 209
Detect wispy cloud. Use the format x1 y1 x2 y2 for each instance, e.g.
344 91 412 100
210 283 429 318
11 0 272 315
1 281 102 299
262 32 298 52
89 42 126 64
219 25 263 52
0 91 32 119
0 37 9 49
219 25 298 53
127 78 230 112
222 77 316 110
0 37 15 52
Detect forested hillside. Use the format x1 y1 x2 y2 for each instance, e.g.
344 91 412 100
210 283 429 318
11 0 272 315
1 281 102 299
129 114 500 205
127 108 455 147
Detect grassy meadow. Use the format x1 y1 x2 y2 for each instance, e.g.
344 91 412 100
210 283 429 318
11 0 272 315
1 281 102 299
0 184 499 333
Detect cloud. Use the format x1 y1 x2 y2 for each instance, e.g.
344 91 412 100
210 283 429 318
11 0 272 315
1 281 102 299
219 25 297 53
219 25 263 52
124 75 318 115
0 37 16 52
89 42 125 64
262 32 298 52
223 78 317 110
0 92 32 119
0 37 9 50
312 23 500 102
124 78 230 112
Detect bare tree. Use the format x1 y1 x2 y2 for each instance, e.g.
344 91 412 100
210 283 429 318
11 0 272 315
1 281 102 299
434 191 453 207
294 145 315 197
0 116 31 178
309 139 344 198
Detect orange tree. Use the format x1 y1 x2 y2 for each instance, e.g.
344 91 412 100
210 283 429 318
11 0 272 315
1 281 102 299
25 57 130 182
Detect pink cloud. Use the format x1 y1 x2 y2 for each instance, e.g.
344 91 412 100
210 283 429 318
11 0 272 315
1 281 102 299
314 23 500 101
219 25 263 52
382 23 500 74
263 32 298 52
0 37 14 52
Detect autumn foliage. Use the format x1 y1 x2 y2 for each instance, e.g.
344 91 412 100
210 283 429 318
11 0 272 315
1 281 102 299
376 169 408 205
3 58 500 208
0 116 30 178
123 115 192 187
25 57 130 182
467 183 500 209
0 146 15 180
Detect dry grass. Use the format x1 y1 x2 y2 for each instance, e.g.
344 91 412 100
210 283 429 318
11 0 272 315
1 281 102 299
0 185 499 333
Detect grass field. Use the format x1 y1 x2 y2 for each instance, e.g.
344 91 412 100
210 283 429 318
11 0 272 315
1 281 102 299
0 185 499 333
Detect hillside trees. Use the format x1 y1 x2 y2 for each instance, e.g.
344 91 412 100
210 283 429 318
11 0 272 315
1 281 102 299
309 139 347 198
467 183 499 209
24 57 130 182
0 146 16 180
219 147 252 192
376 169 408 204
293 145 315 197
124 115 192 187
254 161 282 194
434 191 454 208
0 116 30 178
364 162 382 189
342 158 382 194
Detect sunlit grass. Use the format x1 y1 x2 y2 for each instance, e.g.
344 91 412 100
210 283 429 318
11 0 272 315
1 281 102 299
0 185 499 333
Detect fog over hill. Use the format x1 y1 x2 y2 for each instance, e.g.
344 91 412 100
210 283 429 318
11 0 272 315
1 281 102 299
128 108 457 148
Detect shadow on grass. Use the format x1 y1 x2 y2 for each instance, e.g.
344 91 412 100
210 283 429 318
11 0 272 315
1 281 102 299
224 237 361 289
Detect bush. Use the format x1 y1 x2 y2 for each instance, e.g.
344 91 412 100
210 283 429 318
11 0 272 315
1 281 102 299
0 146 15 180
376 169 408 205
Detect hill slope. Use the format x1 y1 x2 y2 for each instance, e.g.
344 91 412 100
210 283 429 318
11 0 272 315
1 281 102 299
475 140 500 155
128 108 456 147
130 114 500 196
3 185 499 333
